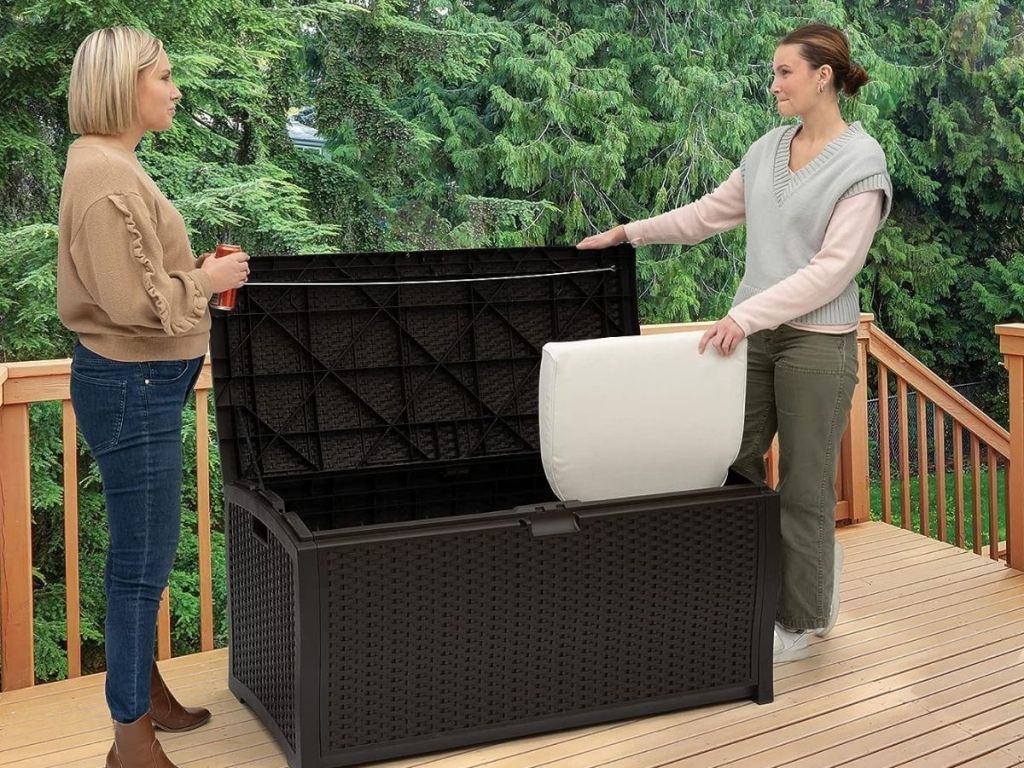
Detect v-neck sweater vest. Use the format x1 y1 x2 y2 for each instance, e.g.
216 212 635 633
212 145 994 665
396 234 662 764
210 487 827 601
734 121 891 327
733 121 892 325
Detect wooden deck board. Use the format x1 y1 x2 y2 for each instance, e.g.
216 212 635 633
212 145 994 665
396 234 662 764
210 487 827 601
2 522 1023 768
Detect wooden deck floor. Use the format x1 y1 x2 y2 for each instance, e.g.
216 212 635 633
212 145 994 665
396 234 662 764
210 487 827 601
3 522 1024 768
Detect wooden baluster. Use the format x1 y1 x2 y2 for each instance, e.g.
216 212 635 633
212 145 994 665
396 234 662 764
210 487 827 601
989 449 1000 561
917 393 929 537
897 378 911 529
878 364 893 524
157 589 171 660
934 407 947 544
62 401 81 678
971 436 982 555
196 379 214 652
1006 467 1012 562
766 435 780 490
953 422 966 550
834 453 845 520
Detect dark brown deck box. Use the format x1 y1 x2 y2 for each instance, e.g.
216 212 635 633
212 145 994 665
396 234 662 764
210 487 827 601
211 245 780 768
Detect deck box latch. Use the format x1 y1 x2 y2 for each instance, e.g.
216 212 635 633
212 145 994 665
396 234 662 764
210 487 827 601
523 506 580 537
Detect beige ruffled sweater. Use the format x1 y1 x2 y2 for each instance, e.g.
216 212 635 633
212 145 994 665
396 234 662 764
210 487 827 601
57 137 212 362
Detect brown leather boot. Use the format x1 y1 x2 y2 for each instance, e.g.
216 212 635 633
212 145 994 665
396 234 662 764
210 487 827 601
148 662 212 732
105 714 178 768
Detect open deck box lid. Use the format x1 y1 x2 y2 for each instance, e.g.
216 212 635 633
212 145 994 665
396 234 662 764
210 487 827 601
210 245 640 490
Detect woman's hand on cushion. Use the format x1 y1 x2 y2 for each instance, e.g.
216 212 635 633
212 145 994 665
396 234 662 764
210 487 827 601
698 315 746 356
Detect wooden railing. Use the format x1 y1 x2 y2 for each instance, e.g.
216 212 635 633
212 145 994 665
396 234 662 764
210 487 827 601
865 325 1012 559
1 318 1022 692
0 359 216 692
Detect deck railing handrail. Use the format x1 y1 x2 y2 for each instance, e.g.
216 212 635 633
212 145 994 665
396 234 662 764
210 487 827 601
2 317 1021 691
868 325 1010 456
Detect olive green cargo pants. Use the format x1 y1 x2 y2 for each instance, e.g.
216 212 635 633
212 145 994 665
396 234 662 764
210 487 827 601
730 325 858 629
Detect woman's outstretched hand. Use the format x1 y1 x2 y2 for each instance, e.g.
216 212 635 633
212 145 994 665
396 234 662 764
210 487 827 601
699 315 746 356
576 224 627 250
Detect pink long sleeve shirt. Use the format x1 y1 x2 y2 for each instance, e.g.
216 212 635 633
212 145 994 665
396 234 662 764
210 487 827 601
622 169 884 335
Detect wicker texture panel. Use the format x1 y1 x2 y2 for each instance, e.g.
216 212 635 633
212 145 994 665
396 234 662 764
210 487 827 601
321 500 761 751
228 503 298 750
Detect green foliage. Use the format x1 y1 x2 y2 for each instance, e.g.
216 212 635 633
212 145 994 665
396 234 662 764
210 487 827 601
306 0 497 248
0 224 65 361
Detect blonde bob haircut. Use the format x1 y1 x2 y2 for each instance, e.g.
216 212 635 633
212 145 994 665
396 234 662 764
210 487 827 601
68 27 164 135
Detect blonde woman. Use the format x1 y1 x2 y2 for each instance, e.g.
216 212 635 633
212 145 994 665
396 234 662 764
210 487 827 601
579 24 891 662
58 28 249 767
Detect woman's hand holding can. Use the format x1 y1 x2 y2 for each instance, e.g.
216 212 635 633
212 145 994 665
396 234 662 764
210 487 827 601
202 244 249 310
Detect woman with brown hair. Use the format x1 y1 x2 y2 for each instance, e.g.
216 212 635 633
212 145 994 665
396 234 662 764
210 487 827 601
579 23 892 662
58 27 250 767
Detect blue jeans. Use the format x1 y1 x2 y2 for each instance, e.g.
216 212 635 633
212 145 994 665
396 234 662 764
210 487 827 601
70 342 204 723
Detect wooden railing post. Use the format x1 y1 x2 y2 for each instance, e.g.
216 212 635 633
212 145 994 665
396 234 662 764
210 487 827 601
0 393 35 690
837 314 874 524
996 323 1024 571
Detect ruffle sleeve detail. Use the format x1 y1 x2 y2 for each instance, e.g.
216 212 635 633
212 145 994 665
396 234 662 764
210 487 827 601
107 193 207 335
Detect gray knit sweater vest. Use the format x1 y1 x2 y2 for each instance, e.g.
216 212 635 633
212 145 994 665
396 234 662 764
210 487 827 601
733 121 892 327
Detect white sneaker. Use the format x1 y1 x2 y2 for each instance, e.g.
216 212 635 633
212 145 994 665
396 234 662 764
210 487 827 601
815 541 844 638
773 622 808 663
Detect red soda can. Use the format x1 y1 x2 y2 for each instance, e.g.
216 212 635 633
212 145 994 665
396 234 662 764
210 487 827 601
210 243 242 311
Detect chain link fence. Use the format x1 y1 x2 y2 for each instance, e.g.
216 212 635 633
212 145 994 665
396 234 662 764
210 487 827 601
867 383 988 477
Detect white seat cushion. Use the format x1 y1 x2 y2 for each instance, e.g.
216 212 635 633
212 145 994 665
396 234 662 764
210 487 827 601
539 333 747 502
